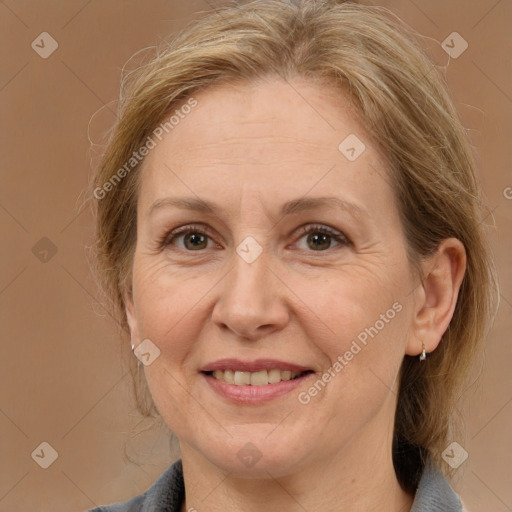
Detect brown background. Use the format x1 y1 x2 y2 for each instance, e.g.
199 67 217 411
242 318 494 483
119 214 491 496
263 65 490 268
1 1 511 510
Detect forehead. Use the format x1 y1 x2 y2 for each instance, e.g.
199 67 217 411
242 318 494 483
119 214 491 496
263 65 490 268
154 78 360 158
138 77 396 223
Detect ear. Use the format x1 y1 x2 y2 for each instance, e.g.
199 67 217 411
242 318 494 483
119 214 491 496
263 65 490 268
406 238 467 356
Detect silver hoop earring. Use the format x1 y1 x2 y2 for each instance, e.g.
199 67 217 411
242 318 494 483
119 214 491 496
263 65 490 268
419 344 427 361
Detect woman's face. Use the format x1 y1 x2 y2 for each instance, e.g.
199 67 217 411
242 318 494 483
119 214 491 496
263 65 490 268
126 78 424 477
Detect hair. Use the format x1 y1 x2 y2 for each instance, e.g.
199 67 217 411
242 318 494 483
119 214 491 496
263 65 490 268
91 0 498 494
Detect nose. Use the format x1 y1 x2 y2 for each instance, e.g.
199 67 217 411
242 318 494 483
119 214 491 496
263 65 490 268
211 246 290 341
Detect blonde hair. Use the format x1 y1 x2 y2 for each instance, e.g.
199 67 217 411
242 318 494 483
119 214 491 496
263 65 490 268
91 0 498 493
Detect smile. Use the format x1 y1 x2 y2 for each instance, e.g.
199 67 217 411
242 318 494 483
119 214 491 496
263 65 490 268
200 359 315 403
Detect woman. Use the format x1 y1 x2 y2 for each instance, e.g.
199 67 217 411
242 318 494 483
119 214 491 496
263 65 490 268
89 0 497 510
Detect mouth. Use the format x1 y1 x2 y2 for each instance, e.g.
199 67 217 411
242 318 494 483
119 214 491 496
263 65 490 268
200 359 315 403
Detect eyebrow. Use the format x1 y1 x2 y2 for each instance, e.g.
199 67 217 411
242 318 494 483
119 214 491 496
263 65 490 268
147 196 367 220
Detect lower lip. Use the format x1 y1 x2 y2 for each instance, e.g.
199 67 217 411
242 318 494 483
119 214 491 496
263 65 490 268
202 372 313 404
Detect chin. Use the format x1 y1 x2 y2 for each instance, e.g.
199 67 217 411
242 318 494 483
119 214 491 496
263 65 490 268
193 426 316 479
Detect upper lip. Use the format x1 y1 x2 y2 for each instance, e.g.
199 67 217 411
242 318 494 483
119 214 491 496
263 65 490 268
200 358 312 373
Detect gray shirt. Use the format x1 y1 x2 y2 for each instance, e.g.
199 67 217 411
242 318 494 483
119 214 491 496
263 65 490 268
89 459 463 511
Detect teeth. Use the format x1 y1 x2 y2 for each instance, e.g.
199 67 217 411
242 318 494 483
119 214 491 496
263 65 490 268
281 370 292 381
250 370 268 386
268 369 281 384
234 371 251 385
210 369 304 385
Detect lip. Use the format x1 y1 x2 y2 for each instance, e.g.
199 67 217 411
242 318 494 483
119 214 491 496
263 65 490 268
202 371 314 404
200 358 312 373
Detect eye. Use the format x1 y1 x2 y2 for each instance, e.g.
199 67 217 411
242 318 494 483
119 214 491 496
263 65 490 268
160 224 218 251
293 224 350 251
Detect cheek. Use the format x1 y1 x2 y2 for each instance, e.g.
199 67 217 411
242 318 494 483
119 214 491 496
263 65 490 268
131 261 210 435
291 268 407 354
290 270 411 419
298 278 409 426
131 258 209 363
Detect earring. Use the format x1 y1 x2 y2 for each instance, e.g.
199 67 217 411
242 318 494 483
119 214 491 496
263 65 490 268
419 343 427 361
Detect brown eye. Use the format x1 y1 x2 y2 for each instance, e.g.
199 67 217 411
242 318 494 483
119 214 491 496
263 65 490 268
295 224 350 252
161 225 216 251
182 232 209 250
306 232 332 251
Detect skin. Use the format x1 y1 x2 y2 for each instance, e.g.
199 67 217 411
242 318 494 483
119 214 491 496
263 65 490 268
124 77 466 512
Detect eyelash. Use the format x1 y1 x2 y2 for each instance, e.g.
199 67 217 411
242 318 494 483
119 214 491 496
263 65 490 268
158 223 351 252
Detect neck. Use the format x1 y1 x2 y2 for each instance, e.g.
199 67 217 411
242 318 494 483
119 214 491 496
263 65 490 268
179 433 414 512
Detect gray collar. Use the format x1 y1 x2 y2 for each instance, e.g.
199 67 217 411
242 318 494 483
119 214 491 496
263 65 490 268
410 460 463 511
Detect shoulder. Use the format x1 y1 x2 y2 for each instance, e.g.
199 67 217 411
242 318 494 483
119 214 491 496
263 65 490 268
411 459 465 512
88 494 144 512
88 459 184 512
